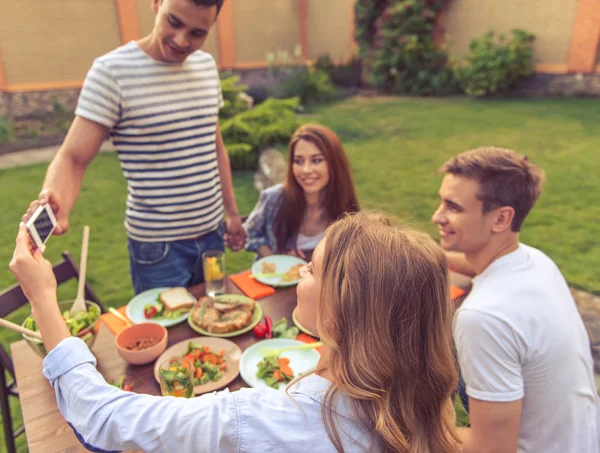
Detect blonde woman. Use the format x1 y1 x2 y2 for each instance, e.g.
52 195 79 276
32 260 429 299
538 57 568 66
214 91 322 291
11 212 460 453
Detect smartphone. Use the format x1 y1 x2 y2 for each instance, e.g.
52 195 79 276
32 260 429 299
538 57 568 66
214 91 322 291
25 204 57 252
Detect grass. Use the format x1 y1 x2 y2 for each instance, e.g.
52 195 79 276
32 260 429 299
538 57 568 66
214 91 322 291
1 96 598 451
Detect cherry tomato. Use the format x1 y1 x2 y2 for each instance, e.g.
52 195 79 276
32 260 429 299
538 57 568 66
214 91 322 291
254 322 268 338
144 306 158 319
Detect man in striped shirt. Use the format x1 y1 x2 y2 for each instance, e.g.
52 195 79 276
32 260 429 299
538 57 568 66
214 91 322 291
22 0 246 294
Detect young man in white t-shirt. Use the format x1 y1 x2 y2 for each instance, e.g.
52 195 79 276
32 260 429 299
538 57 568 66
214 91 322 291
432 147 599 453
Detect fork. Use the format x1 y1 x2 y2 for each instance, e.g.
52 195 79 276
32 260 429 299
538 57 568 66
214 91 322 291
259 341 323 357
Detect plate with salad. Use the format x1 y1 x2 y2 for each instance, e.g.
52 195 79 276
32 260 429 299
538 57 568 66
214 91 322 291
126 287 194 327
239 338 320 390
153 337 242 395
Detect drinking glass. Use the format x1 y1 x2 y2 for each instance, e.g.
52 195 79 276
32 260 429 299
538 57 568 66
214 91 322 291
158 357 194 398
202 250 226 297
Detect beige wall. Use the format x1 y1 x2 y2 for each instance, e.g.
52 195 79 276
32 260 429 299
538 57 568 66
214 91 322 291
233 0 300 62
136 0 220 64
445 0 578 65
0 0 121 85
306 0 354 62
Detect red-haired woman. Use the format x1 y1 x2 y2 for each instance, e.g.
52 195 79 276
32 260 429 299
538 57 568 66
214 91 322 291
244 124 359 259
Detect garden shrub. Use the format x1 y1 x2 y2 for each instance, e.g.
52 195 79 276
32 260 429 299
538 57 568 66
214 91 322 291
221 97 300 170
224 143 257 170
276 68 337 105
0 116 15 143
219 75 250 119
314 54 360 88
355 0 458 96
265 45 337 105
455 29 535 97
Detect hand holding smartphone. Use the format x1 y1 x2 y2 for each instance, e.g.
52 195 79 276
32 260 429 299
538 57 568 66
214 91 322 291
24 204 57 253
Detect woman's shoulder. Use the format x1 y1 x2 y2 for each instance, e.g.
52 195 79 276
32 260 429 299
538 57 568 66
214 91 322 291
262 183 284 197
259 184 285 205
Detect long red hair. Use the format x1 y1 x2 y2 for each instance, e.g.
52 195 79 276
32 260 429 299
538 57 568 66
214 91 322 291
273 124 359 252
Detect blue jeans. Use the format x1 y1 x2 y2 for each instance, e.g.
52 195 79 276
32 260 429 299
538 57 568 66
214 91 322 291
128 224 225 295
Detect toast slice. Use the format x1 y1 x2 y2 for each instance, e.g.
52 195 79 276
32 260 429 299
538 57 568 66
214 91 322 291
160 287 196 311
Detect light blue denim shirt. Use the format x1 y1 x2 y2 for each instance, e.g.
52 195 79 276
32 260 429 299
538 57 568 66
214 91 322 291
43 337 379 452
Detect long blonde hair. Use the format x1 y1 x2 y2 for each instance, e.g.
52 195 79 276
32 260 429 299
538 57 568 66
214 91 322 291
317 212 460 453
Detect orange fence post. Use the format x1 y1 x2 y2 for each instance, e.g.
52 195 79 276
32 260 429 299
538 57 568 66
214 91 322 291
567 0 600 73
0 46 7 91
217 0 236 68
115 0 141 44
299 0 308 60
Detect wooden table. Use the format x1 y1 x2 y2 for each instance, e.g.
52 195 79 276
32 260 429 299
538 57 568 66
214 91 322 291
11 279 297 453
11 272 471 453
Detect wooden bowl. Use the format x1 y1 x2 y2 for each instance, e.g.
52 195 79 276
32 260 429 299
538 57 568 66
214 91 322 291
115 323 168 365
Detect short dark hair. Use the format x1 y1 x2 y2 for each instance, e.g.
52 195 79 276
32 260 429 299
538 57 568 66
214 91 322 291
438 147 546 232
190 0 225 14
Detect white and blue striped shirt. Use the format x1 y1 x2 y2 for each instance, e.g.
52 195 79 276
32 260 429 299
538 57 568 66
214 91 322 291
76 41 224 242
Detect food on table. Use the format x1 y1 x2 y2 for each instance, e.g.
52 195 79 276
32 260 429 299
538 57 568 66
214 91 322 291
261 261 277 274
253 316 273 339
24 304 100 341
177 342 228 385
271 317 300 339
143 287 195 320
160 287 196 310
256 356 295 389
281 263 304 282
109 376 137 392
124 336 161 351
158 358 194 398
192 296 256 333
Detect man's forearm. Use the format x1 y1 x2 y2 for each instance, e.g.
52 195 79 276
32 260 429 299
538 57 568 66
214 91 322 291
43 150 86 219
215 129 240 218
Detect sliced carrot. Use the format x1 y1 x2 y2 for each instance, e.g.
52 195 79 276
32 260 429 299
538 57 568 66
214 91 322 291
280 365 294 377
195 367 203 379
273 369 282 381
217 349 225 357
183 353 195 363
278 358 290 367
181 358 193 373
204 354 218 365
204 346 210 353
217 358 223 364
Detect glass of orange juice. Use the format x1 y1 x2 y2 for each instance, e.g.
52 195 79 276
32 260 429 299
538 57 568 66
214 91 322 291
202 250 226 297
158 357 194 398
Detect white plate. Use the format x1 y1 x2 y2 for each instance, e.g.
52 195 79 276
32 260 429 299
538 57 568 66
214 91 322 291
126 287 192 328
251 255 308 287
239 338 320 391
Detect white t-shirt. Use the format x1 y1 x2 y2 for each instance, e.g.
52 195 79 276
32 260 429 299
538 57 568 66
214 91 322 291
454 244 599 453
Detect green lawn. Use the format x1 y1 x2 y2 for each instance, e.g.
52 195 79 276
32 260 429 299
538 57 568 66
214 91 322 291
1 96 598 451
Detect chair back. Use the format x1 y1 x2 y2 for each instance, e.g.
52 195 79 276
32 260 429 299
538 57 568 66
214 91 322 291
0 250 106 453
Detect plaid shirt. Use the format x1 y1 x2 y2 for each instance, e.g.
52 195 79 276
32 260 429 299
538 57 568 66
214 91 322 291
243 184 284 254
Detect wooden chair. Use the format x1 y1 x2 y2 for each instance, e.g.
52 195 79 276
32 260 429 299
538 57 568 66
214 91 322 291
0 251 106 453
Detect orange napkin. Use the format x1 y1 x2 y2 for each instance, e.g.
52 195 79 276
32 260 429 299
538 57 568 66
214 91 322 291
100 305 131 336
230 270 276 300
450 285 466 301
296 332 322 354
